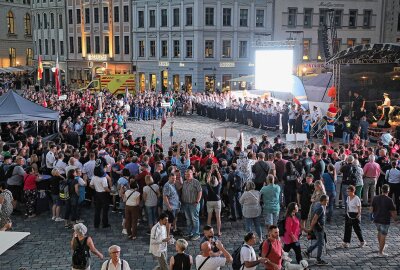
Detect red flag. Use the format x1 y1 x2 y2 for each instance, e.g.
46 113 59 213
160 112 167 129
55 56 61 96
37 55 43 81
293 97 301 106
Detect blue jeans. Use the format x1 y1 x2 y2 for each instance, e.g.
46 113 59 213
342 184 349 210
342 132 350 144
307 229 325 260
145 206 158 226
229 192 242 219
263 210 279 226
244 216 263 239
326 190 336 221
183 202 200 237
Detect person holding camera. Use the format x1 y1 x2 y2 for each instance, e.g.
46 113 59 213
196 239 233 270
200 225 222 257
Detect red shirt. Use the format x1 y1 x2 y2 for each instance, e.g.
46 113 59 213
262 238 282 270
24 174 37 190
200 156 218 167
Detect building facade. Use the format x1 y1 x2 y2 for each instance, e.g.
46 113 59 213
132 0 273 93
382 0 400 43
66 0 133 86
0 0 33 68
31 0 67 84
274 0 385 74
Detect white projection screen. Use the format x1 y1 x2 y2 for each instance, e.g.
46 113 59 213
255 49 294 92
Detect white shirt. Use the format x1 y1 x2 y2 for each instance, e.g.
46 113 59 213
143 184 159 207
54 159 67 174
83 160 96 180
46 151 56 168
386 168 400 184
240 244 257 270
125 190 140 206
381 133 393 146
346 195 361 213
91 176 109 192
195 255 227 270
65 165 77 176
149 222 167 257
101 259 131 270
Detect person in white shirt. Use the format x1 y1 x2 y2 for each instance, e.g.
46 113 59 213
53 152 67 175
45 145 57 174
101 245 131 270
90 173 111 229
240 232 266 270
124 181 141 240
150 213 171 270
65 157 78 176
195 240 233 270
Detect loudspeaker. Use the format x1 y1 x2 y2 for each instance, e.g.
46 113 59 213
318 25 330 60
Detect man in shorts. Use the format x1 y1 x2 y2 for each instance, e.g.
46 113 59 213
163 172 181 238
371 184 397 257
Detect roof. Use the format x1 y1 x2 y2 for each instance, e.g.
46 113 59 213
0 90 59 123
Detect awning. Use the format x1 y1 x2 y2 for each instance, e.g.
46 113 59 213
2 67 24 73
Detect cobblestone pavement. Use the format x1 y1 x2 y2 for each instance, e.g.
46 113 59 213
1 116 400 270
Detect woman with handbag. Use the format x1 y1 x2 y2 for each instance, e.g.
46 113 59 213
340 185 366 248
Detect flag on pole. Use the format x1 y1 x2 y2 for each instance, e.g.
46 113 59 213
55 56 61 96
160 112 167 129
293 97 301 107
170 121 174 137
37 55 43 81
150 127 156 145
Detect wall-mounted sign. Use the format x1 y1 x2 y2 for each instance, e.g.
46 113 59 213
318 2 345 8
179 62 185 67
158 61 170 67
219 62 235 68
87 54 108 61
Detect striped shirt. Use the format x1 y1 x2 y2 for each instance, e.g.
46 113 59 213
181 178 202 204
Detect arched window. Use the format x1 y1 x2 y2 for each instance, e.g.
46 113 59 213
7 11 15 34
24 13 32 35
26 48 33 66
43 13 47 29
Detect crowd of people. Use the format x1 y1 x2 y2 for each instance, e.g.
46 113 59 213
0 88 399 270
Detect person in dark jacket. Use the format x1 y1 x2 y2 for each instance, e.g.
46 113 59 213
251 152 270 190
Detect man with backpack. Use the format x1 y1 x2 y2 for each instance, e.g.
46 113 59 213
340 155 357 209
227 163 243 221
101 245 131 270
261 225 282 270
232 232 266 270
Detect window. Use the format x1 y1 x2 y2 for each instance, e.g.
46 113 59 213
256 9 264 27
349 10 357 28
24 13 31 35
85 8 90 24
44 13 48 29
60 41 64 55
114 7 119 23
161 40 168 57
93 8 99 23
69 37 74 53
363 10 372 28
51 39 55 55
45 39 49 54
123 6 129 22
333 38 342 53
95 36 100 53
334 10 342 27
186 7 193 26
222 8 231 26
104 36 109 54
76 9 81 24
50 13 55 29
173 40 180 57
303 39 311 60
205 40 214 58
222 40 231 58
138 40 145 57
39 39 42 54
124 36 129 54
59 14 63 29
86 36 91 53
77 37 82 53
68 10 73 24
319 9 328 25
240 9 248 27
288 8 297 27
26 48 33 66
161 9 167 27
239 41 247 58
361 38 370 44
304 8 312 28
347 38 356 48
150 40 156 57
149 10 155 27
186 40 193 58
173 8 179 27
398 13 400 31
9 48 16 66
37 14 41 28
114 36 120 54
205 7 214 26
103 7 108 23
138 11 144 28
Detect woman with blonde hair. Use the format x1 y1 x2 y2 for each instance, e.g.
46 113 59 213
239 181 263 242
169 239 193 270
29 154 39 173
306 180 326 230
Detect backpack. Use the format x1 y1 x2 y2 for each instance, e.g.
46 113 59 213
258 239 272 257
277 217 286 236
0 164 7 182
232 244 250 270
233 173 244 192
59 180 70 200
72 237 89 269
348 165 357 185
3 164 16 181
